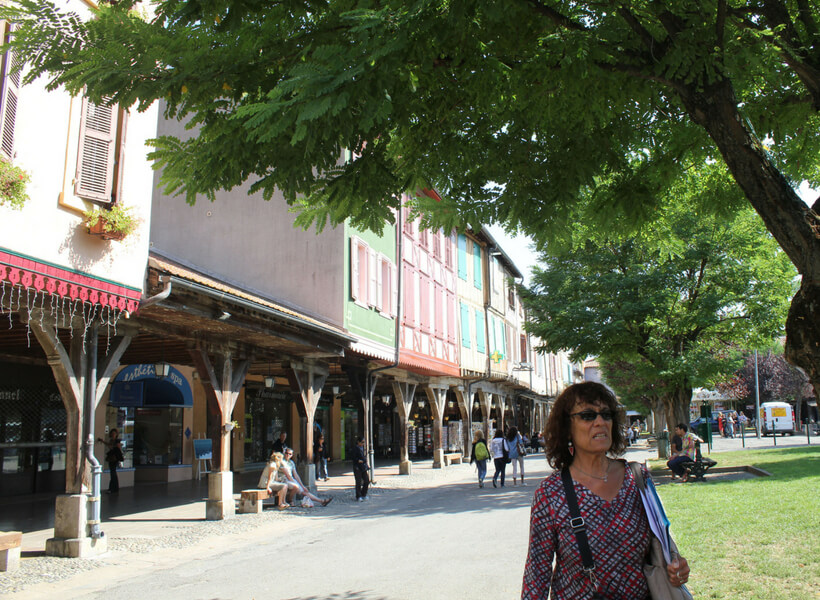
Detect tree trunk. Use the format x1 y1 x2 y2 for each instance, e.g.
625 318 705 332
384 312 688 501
676 78 820 401
662 387 692 432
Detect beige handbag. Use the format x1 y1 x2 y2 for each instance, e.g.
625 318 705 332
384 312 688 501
630 463 694 600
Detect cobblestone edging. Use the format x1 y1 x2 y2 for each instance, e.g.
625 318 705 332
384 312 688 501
0 463 474 595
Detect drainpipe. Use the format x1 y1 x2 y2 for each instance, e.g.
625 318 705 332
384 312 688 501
85 322 104 540
366 210 404 481
138 277 172 310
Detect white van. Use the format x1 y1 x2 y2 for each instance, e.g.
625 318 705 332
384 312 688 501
759 402 796 436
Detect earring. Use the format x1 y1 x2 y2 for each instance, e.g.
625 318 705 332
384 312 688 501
568 441 574 456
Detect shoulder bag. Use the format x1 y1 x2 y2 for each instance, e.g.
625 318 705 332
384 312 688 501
502 439 511 463
560 468 605 600
628 462 694 600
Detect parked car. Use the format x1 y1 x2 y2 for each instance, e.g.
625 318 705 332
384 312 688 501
689 416 719 434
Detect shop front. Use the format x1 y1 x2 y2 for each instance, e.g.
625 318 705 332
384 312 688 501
373 399 399 459
107 364 194 484
242 385 292 467
0 364 66 497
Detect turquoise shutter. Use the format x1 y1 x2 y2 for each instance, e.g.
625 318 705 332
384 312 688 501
457 234 467 280
460 302 471 348
473 242 482 289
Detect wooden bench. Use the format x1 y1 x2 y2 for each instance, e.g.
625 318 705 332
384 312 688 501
0 531 22 572
443 452 463 466
238 489 270 514
681 442 717 481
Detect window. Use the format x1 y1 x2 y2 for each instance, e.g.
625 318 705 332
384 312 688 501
419 227 429 249
432 229 441 259
419 275 431 333
457 235 468 280
508 284 516 310
460 302 471 348
403 265 415 324
520 335 527 365
0 21 19 159
75 97 127 203
351 237 396 316
444 232 454 269
473 241 482 290
475 308 486 353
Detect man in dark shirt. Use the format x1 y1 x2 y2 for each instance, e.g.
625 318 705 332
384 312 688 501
272 431 287 454
352 437 369 502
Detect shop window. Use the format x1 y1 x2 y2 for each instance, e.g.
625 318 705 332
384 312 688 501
133 407 184 466
104 405 135 469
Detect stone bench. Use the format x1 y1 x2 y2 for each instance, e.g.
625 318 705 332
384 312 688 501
443 452 463 466
238 489 270 514
0 531 22 572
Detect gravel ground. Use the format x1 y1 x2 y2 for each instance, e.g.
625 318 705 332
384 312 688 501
0 462 474 596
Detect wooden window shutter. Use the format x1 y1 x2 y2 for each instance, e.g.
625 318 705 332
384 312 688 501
457 235 467 280
368 246 378 307
390 262 398 317
473 242 482 290
75 97 118 202
475 308 486 353
350 237 360 301
460 302 471 348
0 22 20 159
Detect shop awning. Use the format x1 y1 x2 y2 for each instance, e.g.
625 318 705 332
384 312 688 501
110 364 193 407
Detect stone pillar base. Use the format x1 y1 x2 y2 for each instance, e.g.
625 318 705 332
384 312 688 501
45 536 107 558
45 494 107 558
432 449 444 469
206 471 235 520
0 546 21 571
297 463 317 493
399 460 412 475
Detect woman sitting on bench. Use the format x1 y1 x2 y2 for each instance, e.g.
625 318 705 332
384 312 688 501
258 452 291 509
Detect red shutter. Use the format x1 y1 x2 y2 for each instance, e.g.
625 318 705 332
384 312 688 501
75 98 118 203
368 247 378 307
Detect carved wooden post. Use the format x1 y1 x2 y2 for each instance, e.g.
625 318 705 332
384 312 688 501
286 361 328 492
424 386 447 468
451 387 472 458
392 381 417 474
477 390 492 442
191 347 250 520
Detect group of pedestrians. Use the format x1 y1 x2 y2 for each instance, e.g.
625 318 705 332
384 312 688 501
259 431 333 509
470 426 529 488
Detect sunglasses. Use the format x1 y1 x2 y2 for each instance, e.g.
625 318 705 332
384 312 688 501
571 410 614 422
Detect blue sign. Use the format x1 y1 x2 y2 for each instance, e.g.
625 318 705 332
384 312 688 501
110 364 194 408
192 439 213 460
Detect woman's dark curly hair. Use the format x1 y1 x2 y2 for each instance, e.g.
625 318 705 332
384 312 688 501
543 381 626 471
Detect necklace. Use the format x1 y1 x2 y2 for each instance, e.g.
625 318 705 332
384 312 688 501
573 458 612 482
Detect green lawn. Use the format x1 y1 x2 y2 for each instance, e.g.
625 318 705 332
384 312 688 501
648 446 820 599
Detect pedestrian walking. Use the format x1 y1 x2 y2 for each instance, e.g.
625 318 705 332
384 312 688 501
314 434 329 481
98 428 123 494
507 426 526 485
352 437 370 502
490 428 509 488
470 430 490 488
522 381 691 599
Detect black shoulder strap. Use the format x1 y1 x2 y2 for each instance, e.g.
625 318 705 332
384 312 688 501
560 468 597 581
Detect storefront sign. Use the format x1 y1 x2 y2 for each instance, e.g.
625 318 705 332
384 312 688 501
110 364 193 407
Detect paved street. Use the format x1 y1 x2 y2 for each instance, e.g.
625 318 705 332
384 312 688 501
3 432 815 600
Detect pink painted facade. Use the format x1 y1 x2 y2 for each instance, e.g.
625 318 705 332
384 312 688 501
398 202 460 377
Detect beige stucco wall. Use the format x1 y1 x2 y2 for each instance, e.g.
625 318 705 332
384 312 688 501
149 112 346 326
0 3 156 293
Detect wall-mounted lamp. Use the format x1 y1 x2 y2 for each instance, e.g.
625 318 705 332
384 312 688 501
447 400 455 408
155 362 171 378
418 399 426 408
264 375 275 389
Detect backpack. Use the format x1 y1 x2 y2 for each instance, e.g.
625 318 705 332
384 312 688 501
474 441 489 461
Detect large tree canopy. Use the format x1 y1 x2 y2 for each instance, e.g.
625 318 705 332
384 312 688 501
5 0 819 388
519 190 796 428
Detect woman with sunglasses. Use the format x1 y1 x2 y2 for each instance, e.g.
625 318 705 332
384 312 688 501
521 382 690 599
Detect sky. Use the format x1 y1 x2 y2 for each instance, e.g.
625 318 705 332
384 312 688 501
487 181 818 290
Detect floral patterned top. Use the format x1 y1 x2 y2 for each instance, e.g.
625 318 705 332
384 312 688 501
521 461 651 600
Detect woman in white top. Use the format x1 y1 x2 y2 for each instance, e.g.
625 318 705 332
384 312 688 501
489 428 509 488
